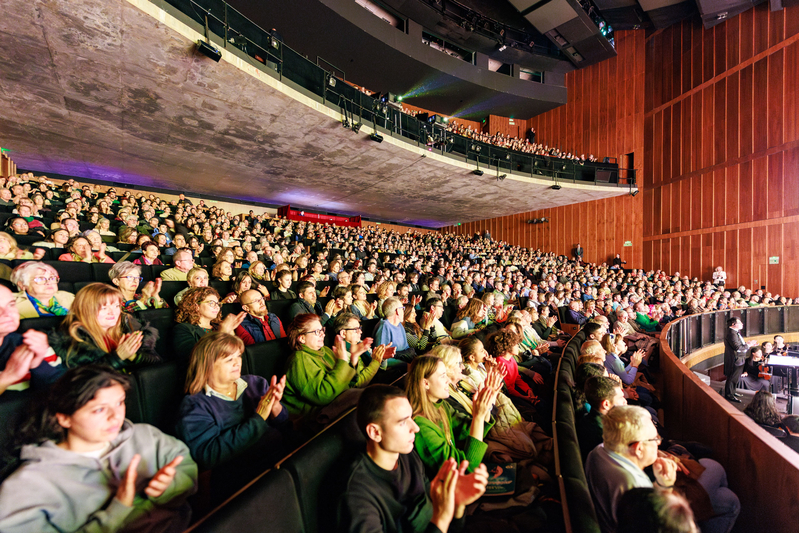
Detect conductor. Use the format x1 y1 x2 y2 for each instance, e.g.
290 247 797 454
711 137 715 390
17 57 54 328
724 317 757 403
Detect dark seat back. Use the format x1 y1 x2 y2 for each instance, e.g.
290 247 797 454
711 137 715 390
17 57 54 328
18 316 63 334
267 299 295 327
242 338 291 381
131 360 184 433
135 308 175 358
185 468 303 533
45 261 93 283
277 410 364 533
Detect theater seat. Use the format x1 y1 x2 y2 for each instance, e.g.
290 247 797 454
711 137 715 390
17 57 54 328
243 338 291 381
131 360 184 433
185 468 303 533
91 263 115 282
158 281 186 304
45 261 92 283
277 410 364 533
135 308 175 358
18 316 63 334
0 391 33 480
267 299 295 327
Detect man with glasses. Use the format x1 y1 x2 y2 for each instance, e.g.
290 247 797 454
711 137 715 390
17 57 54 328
585 406 677 533
159 249 194 281
235 289 285 345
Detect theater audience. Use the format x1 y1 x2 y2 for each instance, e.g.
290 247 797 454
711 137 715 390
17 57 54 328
338 385 488 533
109 261 168 312
234 289 286 344
174 266 208 306
159 248 195 281
172 287 246 360
11 261 74 319
133 241 163 266
0 366 197 532
58 235 114 263
576 376 626 462
175 332 289 473
743 390 783 429
48 283 161 369
616 488 699 533
406 355 498 479
0 232 43 260
403 304 435 353
375 297 416 363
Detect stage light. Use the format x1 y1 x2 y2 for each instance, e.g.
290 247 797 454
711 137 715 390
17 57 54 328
328 76 336 87
397 95 403 101
342 118 350 129
630 189 639 197
552 184 561 190
473 169 484 176
497 174 507 182
370 133 383 143
498 44 507 52
352 122 362 133
196 40 221 62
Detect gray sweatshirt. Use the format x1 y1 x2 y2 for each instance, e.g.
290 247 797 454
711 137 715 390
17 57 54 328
0 420 197 533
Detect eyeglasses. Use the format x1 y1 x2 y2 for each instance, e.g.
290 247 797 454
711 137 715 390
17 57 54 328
306 327 326 337
341 326 362 332
243 297 265 306
33 276 60 285
628 435 662 447
201 300 220 308
119 276 143 283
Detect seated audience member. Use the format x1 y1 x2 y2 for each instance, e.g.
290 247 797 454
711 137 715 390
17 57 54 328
616 488 699 533
116 226 138 245
406 355 497 479
577 376 626 462
564 299 587 325
773 335 789 354
601 333 644 385
350 283 377 319
0 365 197 532
174 266 208 306
743 389 783 430
211 260 233 282
234 289 285 345
32 227 69 249
332 312 391 387
133 241 163 266
84 229 121 253
270 269 296 300
222 272 256 304
488 329 539 402
288 281 329 322
586 406 739 533
159 249 195 281
781 415 799 454
0 232 43 260
95 217 116 236
7 217 46 238
403 304 435 353
175 332 289 474
58 235 114 263
248 261 271 296
109 261 168 312
375 297 416 363
282 313 373 424
49 283 160 369
436 344 550 463
172 287 246 360
11 261 74 318
531 305 559 342
451 298 487 339
338 384 488 533
0 285 63 395
614 310 658 358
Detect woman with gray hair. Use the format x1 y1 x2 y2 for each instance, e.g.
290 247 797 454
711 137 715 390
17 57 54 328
82 229 120 253
108 261 168 313
11 261 75 319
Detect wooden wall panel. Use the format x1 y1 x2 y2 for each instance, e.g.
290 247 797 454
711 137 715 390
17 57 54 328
642 5 799 296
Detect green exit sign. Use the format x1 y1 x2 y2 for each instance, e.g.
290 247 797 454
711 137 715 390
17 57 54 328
769 256 780 264
623 241 633 247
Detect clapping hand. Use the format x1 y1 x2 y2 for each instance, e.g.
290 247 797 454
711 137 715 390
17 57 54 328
256 375 287 420
219 312 247 335
144 456 185 499
653 456 678 489
116 331 143 360
0 346 36 391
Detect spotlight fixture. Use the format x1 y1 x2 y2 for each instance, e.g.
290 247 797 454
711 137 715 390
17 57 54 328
505 154 511 160
551 184 562 190
498 44 507 52
352 122 362 133
342 118 350 129
630 189 639 197
270 36 280 49
370 133 383 143
196 40 222 62
328 76 336 87
469 144 482 153
497 174 507 182
473 169 484 176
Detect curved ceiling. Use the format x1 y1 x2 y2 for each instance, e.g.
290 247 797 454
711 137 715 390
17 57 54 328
0 0 629 227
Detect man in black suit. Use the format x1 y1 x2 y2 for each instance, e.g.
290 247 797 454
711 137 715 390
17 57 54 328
724 317 757 402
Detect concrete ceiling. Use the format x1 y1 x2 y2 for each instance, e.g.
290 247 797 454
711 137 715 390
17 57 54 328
0 0 629 227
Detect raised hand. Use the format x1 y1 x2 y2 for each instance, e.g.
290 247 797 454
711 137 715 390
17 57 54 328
116 331 143 360
219 312 247 334
652 456 678 488
332 334 349 362
454 461 488 507
0 346 35 391
117 455 141 507
144 456 184 499
320 286 331 297
430 458 459 532
631 349 645 367
21 329 51 368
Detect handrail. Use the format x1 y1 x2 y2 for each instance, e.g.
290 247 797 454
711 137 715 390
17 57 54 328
154 0 634 187
660 306 799 533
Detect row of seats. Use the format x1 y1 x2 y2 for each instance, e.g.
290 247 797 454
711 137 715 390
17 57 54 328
553 328 601 533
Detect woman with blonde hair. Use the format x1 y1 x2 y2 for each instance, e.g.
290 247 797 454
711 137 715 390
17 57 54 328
375 281 396 318
48 283 160 369
0 232 43 261
211 260 233 282
175 332 289 473
451 298 487 339
405 354 498 479
350 283 377 320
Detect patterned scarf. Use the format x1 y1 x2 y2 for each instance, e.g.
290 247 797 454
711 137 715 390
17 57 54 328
27 292 69 317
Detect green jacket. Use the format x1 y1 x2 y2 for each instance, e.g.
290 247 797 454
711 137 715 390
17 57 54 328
413 400 493 479
282 345 357 421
